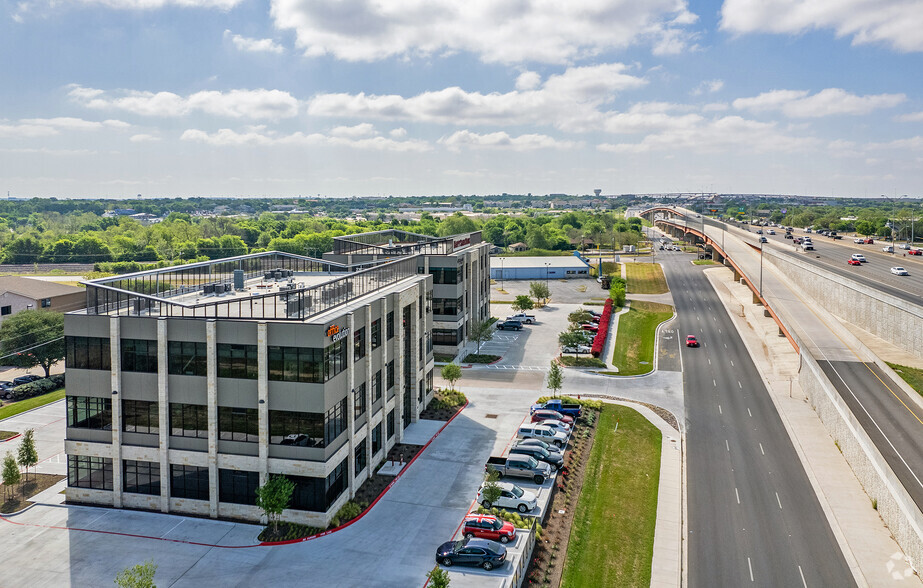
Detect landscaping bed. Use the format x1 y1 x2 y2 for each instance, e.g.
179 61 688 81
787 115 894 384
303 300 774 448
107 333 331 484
462 354 500 364
0 430 18 441
559 356 606 368
1 473 66 514
433 353 456 363
418 389 466 421
610 301 673 376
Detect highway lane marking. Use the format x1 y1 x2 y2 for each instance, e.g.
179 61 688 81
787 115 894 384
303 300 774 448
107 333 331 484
718 405 723 415
748 408 752 417
738 381 742 388
776 492 782 510
736 487 740 504
759 443 765 455
799 565 807 587
724 343 727 348
731 360 734 367
713 379 717 387
726 439 729 452
863 363 923 428
708 358 711 365
748 557 754 582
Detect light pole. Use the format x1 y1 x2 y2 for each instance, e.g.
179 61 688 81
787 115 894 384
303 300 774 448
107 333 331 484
759 239 764 298
544 262 550 288
500 257 504 291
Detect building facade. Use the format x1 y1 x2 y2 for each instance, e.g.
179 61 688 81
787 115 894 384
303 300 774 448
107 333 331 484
0 276 85 322
64 251 434 527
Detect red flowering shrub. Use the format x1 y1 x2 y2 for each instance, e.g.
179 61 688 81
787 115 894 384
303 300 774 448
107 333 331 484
590 299 613 357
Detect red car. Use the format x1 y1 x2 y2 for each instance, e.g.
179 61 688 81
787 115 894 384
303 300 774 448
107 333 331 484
462 514 517 544
847 259 861 266
685 335 699 347
909 249 922 256
581 324 598 333
531 409 574 426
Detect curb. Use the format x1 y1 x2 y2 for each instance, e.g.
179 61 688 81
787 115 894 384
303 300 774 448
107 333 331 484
260 398 471 546
1 433 22 443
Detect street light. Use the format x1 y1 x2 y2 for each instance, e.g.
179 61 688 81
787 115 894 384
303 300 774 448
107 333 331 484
500 257 504 291
759 239 764 298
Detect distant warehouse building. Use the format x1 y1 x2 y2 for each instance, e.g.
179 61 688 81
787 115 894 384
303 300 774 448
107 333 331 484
0 276 85 322
490 253 592 281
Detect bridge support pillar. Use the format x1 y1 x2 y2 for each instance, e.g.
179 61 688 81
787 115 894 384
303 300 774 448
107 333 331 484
779 327 786 337
764 308 771 317
753 291 762 305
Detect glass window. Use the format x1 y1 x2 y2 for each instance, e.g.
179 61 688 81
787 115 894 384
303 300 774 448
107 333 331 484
67 455 113 490
123 459 160 495
217 343 258 379
0 306 10 316
218 469 259 505
354 327 366 361
67 396 112 430
370 319 381 350
122 400 158 434
386 361 395 390
170 403 208 438
326 458 347 507
386 311 394 340
289 458 348 512
324 398 347 445
354 383 367 418
65 336 111 371
372 370 382 403
324 339 348 381
170 464 209 501
371 423 382 455
387 409 395 439
41 298 51 308
269 410 325 447
121 339 157 373
218 407 258 442
355 442 367 474
168 341 207 377
432 328 461 346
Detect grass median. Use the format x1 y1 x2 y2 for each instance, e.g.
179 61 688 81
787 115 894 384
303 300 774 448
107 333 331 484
561 404 661 587
624 262 668 294
0 389 66 421
888 363 923 396
611 301 673 376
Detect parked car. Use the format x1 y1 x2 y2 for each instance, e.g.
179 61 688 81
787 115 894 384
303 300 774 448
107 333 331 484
847 259 861 266
0 381 13 400
506 313 536 324
538 419 572 436
511 444 564 471
851 254 867 263
891 267 910 276
580 324 599 333
584 309 602 317
561 344 592 355
12 375 42 386
686 335 699 347
531 409 574 426
496 320 523 331
531 399 582 419
436 537 507 570
462 514 517 544
909 249 922 256
486 454 552 485
516 423 567 448
883 246 894 253
516 438 564 457
476 481 538 512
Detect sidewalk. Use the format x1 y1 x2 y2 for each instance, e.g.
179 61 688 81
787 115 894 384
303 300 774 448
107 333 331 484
704 265 920 586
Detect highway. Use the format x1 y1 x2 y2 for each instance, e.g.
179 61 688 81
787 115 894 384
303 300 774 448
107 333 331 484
657 248 856 587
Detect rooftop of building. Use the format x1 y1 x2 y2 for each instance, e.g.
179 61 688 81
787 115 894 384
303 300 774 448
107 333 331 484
331 229 483 257
490 254 590 269
0 276 84 299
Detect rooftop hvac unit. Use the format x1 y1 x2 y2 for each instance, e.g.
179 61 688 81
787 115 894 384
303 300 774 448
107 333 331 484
204 284 215 295
224 283 232 293
233 269 245 290
264 272 275 281
274 270 282 280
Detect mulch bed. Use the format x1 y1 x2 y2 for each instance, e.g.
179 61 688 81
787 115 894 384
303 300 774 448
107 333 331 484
0 430 18 441
419 402 464 421
525 413 600 587
1 473 66 514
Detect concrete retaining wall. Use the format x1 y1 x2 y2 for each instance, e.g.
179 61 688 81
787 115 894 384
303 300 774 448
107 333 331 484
763 248 923 361
800 351 923 571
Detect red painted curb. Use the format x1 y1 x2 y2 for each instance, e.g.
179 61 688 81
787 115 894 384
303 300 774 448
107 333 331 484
1 433 22 443
260 398 471 546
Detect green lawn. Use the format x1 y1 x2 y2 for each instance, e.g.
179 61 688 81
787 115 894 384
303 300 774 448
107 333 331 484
611 301 673 375
624 262 668 294
0 389 66 421
887 363 923 397
561 404 661 588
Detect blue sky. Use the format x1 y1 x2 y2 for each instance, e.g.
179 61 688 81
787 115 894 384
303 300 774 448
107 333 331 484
2 0 923 198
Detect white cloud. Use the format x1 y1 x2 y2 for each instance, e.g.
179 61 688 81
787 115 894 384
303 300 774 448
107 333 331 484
270 0 699 64
515 71 542 91
329 123 376 138
180 127 430 151
867 136 923 150
224 30 284 54
307 63 646 131
603 103 703 134
598 115 819 153
702 102 729 112
438 130 581 151
15 0 241 20
895 111 923 122
0 116 129 138
129 133 161 142
389 128 407 138
692 79 724 95
721 0 923 53
733 88 905 117
68 85 299 120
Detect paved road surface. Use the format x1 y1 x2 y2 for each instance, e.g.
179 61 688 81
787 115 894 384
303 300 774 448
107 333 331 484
661 252 856 587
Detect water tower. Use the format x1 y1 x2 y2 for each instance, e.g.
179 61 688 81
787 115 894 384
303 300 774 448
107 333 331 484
594 189 602 197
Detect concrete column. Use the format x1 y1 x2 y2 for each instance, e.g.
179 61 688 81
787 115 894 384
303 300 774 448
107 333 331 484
206 319 218 518
364 305 373 466
411 286 421 423
347 312 356 498
157 318 170 513
110 316 122 508
257 322 269 487
395 303 404 444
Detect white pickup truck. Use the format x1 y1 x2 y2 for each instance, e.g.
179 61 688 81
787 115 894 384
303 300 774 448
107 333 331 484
506 313 536 324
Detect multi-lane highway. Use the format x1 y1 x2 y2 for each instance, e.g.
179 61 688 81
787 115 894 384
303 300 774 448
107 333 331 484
657 248 856 587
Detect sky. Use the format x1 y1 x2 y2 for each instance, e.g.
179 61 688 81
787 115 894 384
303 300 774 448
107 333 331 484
2 0 923 199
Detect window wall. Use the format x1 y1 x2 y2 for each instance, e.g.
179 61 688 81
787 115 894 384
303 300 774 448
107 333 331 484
68 455 113 490
217 344 258 379
123 400 158 434
67 396 112 430
218 407 259 443
170 403 208 438
65 336 111 371
123 460 160 495
324 398 348 444
288 458 347 512
168 341 207 377
324 339 348 380
268 346 323 383
170 464 209 501
218 469 259 505
269 410 325 447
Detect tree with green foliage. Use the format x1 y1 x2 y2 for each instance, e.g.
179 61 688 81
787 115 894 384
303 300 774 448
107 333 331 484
427 566 451 587
529 282 550 307
2 452 21 500
481 466 503 507
610 279 626 307
114 560 157 588
17 429 38 482
511 295 534 312
0 310 65 377
567 310 593 326
559 331 588 357
547 361 564 399
255 474 296 534
855 220 875 237
441 363 462 391
468 320 494 354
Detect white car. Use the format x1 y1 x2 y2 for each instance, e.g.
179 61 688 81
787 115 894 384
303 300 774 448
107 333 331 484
768 229 776 235
540 419 572 435
891 267 910 276
851 254 867 263
562 344 592 354
477 481 537 513
883 246 894 253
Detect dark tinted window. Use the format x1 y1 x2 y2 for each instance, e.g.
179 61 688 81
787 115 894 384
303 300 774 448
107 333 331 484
168 341 207 376
217 344 258 379
170 403 207 438
123 460 160 495
170 464 209 501
123 400 158 434
218 469 259 505
121 339 157 373
218 407 258 442
67 455 113 490
67 396 112 430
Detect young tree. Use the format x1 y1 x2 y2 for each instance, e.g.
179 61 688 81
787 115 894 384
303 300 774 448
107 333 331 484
481 466 503 507
529 282 550 307
558 331 588 357
2 452 21 501
426 566 451 588
441 364 462 391
0 310 65 377
255 474 296 534
468 320 494 354
17 429 38 482
567 310 593 326
547 361 564 399
114 560 157 588
511 295 534 312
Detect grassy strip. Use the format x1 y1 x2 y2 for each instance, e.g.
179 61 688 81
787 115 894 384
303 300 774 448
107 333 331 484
611 301 673 376
490 300 516 304
887 363 923 397
559 356 607 368
624 262 668 294
0 389 66 421
692 259 718 265
561 404 660 588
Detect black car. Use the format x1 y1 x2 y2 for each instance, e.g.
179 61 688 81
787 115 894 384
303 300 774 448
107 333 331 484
436 537 507 570
511 444 564 471
12 375 42 386
0 381 12 400
496 320 523 331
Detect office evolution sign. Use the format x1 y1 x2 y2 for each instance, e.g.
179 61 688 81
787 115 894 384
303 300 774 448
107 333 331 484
453 236 471 249
326 324 350 342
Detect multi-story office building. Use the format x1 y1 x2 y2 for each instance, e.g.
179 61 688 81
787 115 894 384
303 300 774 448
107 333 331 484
64 250 435 527
323 229 491 357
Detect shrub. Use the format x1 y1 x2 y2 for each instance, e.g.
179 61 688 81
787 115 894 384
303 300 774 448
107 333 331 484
590 299 613 357
474 506 543 538
329 500 367 529
428 389 466 411
534 394 603 411
11 374 65 401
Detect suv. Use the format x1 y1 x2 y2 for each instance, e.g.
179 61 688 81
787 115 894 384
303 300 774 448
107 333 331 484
476 481 537 513
516 424 567 448
851 254 867 263
12 375 42 386
496 320 523 331
511 444 564 471
463 515 517 544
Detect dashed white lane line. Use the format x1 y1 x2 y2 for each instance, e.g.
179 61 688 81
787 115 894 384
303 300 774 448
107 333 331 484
747 408 752 418
736 487 741 504
738 381 742 389
713 379 717 387
799 565 807 587
759 443 765 455
726 439 730 452
718 404 723 415
748 557 755 582
776 492 782 510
